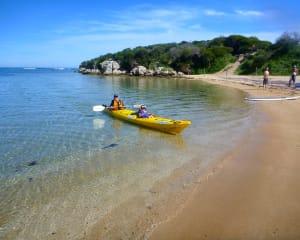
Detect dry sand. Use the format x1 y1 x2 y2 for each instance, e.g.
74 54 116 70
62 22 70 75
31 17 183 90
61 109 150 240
149 76 300 239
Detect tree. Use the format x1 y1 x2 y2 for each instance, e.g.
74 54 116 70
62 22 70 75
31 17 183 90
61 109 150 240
79 34 279 74
272 32 300 55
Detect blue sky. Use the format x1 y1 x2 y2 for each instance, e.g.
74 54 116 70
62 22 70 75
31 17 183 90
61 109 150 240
1 0 299 67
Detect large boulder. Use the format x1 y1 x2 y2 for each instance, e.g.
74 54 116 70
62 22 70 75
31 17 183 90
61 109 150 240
130 66 147 76
101 60 120 74
79 68 87 74
154 67 177 76
145 69 154 76
112 69 126 75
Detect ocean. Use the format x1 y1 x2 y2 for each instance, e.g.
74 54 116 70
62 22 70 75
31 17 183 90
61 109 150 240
0 67 253 239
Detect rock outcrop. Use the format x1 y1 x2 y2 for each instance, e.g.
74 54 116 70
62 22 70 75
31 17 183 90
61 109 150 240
112 69 126 75
130 66 147 76
79 60 126 75
154 67 177 76
79 63 185 77
129 66 185 77
79 68 100 74
145 69 154 76
101 60 121 74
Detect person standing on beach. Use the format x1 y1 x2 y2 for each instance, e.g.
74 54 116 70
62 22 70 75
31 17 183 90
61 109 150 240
263 67 269 89
288 65 298 87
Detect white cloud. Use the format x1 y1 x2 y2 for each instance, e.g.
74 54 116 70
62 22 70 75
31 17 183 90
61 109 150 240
48 6 276 59
22 5 279 66
52 6 267 39
188 24 203 30
203 9 264 17
204 9 226 16
53 6 199 35
7 28 281 67
235 10 264 17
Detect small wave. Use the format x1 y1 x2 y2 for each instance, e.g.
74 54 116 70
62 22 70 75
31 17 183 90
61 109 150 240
23 67 36 70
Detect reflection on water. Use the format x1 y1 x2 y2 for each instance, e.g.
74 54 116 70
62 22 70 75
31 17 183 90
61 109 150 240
93 118 105 129
0 69 252 239
111 118 123 130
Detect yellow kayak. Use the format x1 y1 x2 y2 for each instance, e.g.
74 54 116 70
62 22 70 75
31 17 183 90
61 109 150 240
104 108 191 134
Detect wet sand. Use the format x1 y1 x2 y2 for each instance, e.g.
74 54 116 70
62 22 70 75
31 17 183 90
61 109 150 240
150 77 300 239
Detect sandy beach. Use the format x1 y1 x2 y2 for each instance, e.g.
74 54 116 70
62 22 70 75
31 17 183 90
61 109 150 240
3 2 300 239
150 75 300 239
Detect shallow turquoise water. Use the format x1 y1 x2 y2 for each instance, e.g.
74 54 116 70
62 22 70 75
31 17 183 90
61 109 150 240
0 68 252 239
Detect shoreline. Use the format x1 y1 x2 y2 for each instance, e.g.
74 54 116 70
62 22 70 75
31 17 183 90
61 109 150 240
82 74 300 239
149 75 300 239
81 70 299 91
2 71 265 240
183 73 299 90
81 75 256 240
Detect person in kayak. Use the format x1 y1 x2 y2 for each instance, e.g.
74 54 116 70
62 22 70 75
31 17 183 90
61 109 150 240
109 94 125 110
137 105 152 118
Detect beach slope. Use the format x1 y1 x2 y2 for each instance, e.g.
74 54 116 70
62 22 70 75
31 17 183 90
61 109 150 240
150 83 300 239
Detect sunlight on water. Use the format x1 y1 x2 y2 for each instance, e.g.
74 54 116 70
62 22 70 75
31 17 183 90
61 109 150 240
0 68 252 239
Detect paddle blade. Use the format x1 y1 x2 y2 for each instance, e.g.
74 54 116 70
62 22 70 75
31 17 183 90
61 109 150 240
93 105 105 112
133 104 147 109
133 104 141 108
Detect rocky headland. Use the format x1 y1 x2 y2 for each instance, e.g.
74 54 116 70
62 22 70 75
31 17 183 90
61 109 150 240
79 60 184 77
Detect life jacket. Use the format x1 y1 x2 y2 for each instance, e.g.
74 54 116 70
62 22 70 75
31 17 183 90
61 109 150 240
110 99 124 110
138 109 150 118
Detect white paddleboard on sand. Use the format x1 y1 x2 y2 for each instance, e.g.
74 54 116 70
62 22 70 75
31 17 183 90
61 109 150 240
245 96 300 101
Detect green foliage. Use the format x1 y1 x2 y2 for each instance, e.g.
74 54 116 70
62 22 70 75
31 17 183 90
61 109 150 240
80 35 276 74
208 35 271 55
238 32 300 75
238 50 269 74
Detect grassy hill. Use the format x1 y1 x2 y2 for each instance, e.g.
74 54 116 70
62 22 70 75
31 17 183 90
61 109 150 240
80 33 299 75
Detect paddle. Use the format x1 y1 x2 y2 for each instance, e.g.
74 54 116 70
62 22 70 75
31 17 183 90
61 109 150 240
93 105 106 112
93 104 145 112
133 104 147 108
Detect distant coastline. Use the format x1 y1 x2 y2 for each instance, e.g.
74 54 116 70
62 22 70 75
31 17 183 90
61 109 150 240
79 33 300 77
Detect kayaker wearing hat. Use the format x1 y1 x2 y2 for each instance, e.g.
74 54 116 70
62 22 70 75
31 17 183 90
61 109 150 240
109 94 125 110
137 105 152 118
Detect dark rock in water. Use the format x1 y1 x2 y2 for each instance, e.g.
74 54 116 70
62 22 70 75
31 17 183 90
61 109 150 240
27 161 37 166
15 166 22 172
28 177 33 182
102 143 118 149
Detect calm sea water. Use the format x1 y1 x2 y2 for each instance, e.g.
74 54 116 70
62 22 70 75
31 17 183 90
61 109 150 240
0 68 252 239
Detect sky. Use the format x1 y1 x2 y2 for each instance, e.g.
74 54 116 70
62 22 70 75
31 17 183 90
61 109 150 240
0 0 299 67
